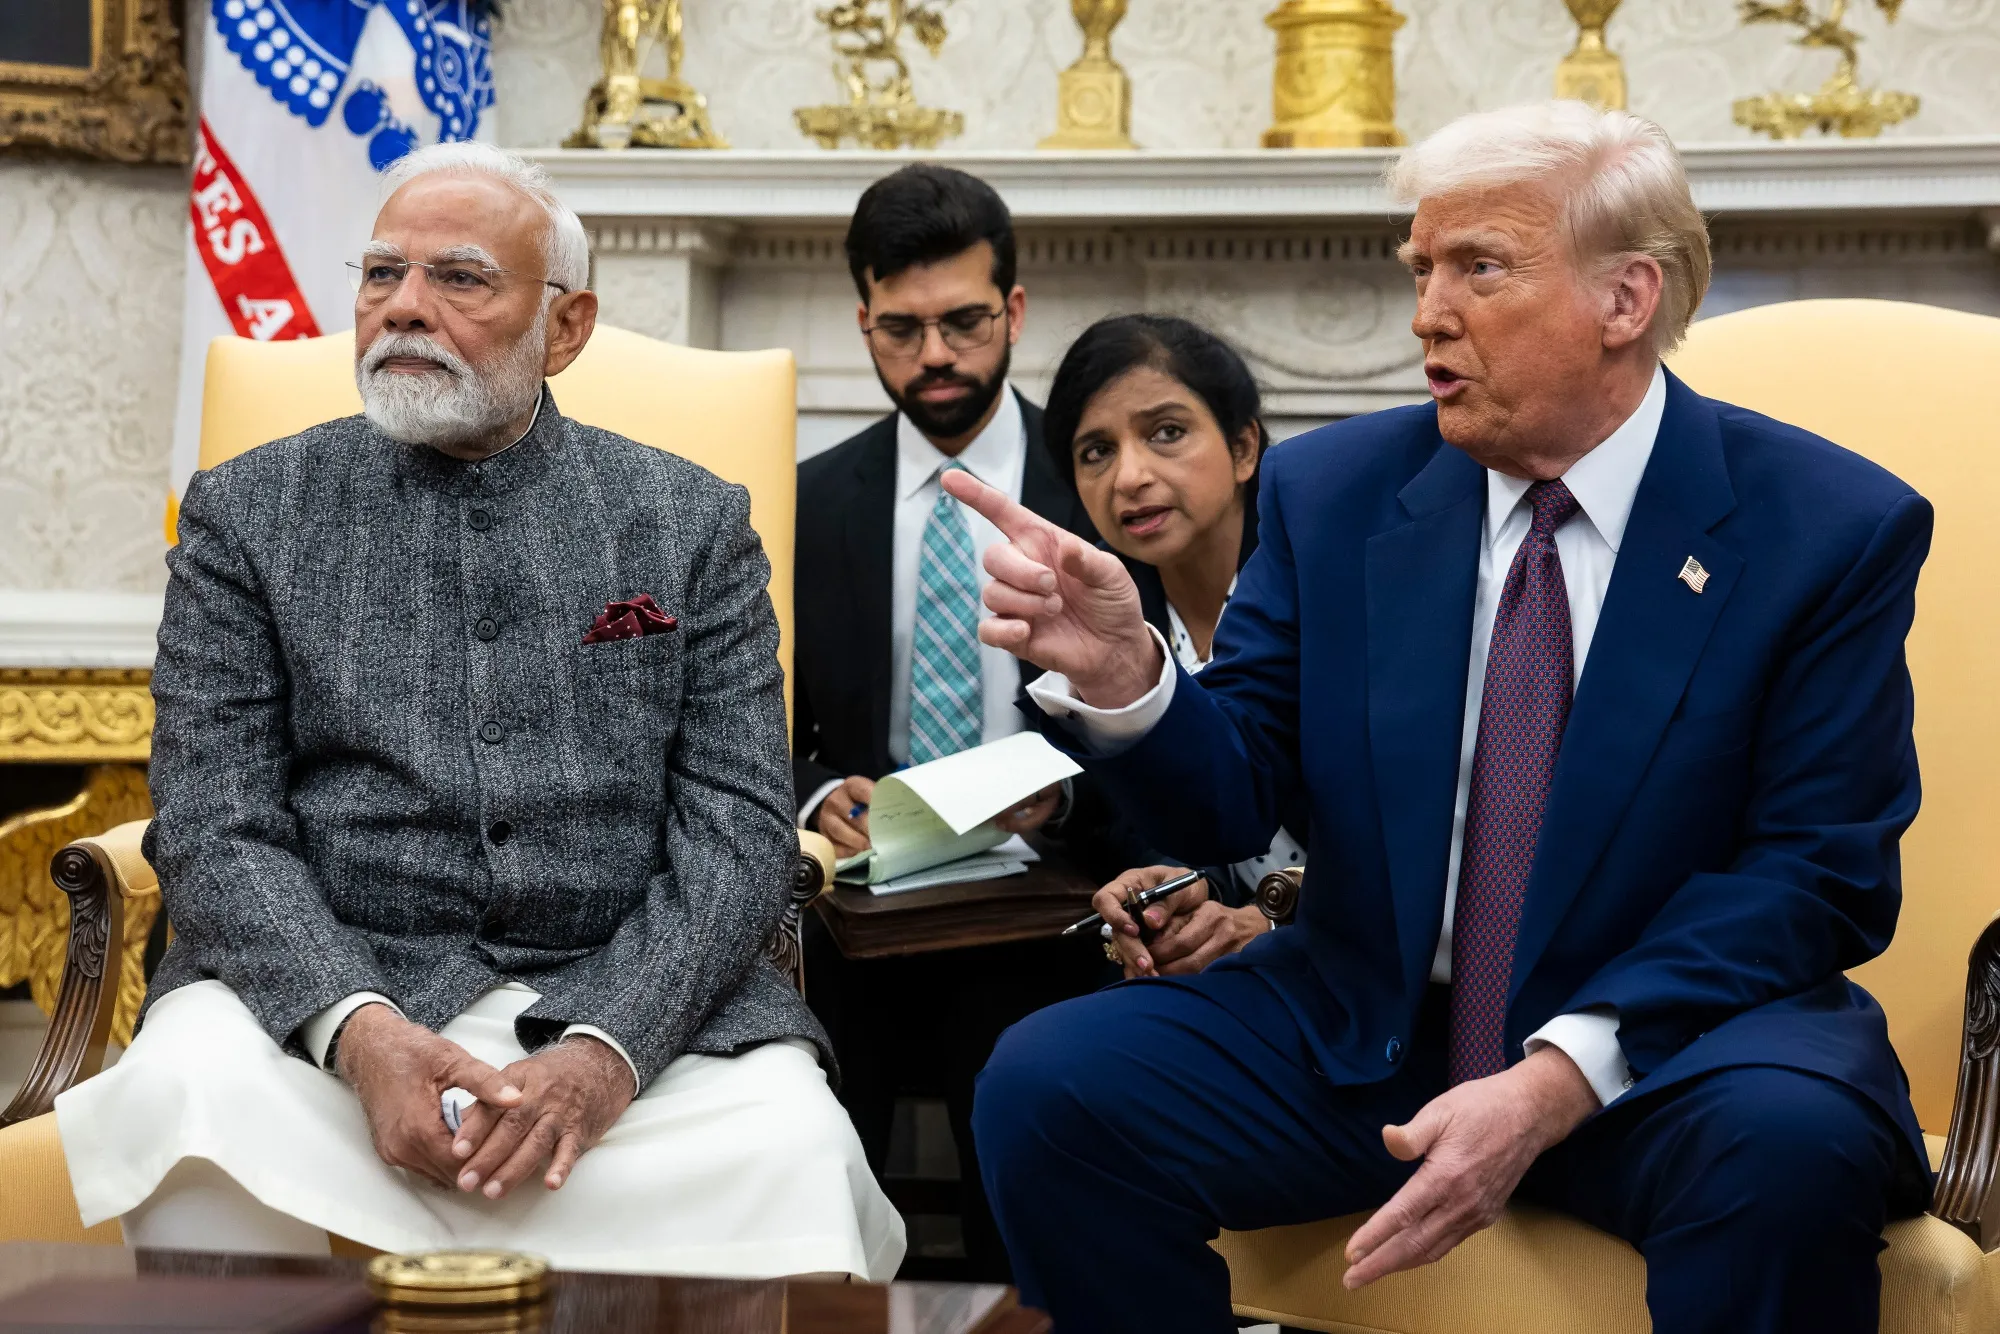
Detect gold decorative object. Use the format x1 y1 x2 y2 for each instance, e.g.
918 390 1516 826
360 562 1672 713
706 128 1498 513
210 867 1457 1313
1261 0 1406 149
794 1 965 150
1732 0 1918 138
1555 0 1627 110
0 765 157 1048
368 1251 551 1309
0 668 154 762
566 0 729 150
1039 0 1137 151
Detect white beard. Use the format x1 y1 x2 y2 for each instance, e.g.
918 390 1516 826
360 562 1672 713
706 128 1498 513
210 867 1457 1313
355 307 547 451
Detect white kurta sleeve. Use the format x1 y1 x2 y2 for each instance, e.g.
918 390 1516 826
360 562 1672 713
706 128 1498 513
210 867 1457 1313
301 992 404 1071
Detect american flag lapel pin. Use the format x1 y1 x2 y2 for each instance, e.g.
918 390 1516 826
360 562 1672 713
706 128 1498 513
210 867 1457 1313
1677 556 1710 594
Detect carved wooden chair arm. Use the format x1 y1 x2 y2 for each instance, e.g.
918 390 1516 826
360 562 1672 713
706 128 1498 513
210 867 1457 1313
0 819 158 1128
762 830 837 996
1255 867 1304 926
1932 910 2000 1252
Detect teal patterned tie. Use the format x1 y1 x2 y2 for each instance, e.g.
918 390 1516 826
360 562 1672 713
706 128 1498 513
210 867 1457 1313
909 461 985 765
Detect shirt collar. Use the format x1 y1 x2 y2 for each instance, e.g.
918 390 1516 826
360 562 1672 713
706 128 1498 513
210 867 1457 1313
1482 363 1667 553
895 384 1024 501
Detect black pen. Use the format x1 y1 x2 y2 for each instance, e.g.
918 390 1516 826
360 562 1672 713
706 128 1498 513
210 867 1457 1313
1060 869 1205 938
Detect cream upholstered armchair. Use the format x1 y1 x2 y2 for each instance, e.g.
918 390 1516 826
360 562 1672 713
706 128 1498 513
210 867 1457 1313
0 326 838 1245
1218 300 2000 1333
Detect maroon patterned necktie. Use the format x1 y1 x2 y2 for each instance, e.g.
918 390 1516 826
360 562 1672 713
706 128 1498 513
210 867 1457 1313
1447 478 1580 1085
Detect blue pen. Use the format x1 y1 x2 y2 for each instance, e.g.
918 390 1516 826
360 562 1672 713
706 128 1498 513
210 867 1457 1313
848 803 868 819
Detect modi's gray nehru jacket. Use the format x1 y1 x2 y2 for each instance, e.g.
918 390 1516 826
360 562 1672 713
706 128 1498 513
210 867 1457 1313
143 390 822 1087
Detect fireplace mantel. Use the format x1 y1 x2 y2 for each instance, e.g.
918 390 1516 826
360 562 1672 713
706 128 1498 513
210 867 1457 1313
524 139 2000 227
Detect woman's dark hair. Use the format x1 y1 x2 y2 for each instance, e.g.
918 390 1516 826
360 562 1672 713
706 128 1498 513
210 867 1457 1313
1042 314 1268 482
845 164 1017 302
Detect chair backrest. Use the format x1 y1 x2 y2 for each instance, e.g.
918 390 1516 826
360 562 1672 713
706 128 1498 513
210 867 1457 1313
1670 298 2000 1134
192 327 798 716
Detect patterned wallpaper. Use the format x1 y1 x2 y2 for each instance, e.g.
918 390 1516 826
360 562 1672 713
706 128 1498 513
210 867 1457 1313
0 164 184 594
4 0 2000 596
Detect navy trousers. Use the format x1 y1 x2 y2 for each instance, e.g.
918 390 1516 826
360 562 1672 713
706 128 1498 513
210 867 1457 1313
973 967 1917 1334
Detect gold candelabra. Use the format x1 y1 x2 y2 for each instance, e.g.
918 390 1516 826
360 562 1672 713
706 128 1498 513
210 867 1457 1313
1040 0 1138 150
1732 0 1918 138
1260 0 1406 149
1555 0 1626 110
794 1 965 151
567 0 729 150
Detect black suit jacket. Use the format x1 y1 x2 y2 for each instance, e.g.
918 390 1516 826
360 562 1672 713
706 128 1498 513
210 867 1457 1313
792 392 1097 806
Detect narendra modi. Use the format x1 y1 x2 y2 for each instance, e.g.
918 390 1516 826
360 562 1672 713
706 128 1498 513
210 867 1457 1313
52 142 904 1279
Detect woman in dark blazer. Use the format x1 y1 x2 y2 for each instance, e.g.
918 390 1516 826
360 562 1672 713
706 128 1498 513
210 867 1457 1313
1041 314 1309 979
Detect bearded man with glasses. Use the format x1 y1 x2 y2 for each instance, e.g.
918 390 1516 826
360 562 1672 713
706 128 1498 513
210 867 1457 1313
54 142 903 1281
790 163 1107 1280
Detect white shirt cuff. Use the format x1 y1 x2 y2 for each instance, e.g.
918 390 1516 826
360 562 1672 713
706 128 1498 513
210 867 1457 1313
798 777 844 830
1023 625 1177 753
302 991 402 1071
563 1024 643 1095
1524 1008 1631 1107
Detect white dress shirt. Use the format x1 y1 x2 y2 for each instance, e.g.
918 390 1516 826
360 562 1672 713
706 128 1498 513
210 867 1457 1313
1028 365 1671 1106
798 387 1032 823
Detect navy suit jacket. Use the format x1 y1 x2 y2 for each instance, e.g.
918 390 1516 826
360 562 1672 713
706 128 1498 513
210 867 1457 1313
1032 371 1932 1164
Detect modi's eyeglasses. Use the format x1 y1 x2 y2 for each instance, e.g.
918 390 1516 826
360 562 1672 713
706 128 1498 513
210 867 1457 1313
347 256 569 312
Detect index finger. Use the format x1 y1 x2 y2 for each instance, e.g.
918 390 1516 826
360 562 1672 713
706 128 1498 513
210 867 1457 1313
940 467 1057 543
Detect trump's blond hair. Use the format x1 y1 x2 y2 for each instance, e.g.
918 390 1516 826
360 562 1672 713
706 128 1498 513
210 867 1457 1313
1387 102 1711 354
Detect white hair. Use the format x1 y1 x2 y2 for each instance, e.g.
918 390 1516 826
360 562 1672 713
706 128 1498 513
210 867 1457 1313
1386 101 1711 354
380 141 591 294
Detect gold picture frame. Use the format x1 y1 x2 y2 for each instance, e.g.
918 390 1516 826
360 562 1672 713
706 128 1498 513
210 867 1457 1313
0 0 190 164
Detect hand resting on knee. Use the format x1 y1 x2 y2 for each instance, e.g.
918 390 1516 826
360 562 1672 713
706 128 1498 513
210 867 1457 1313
446 1035 637 1200
334 1002 524 1189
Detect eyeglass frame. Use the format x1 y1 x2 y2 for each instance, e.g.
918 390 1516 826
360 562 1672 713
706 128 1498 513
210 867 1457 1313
346 255 571 308
860 303 1009 360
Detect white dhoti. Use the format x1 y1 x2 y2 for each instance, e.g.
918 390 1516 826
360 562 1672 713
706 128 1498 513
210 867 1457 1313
55 980 906 1280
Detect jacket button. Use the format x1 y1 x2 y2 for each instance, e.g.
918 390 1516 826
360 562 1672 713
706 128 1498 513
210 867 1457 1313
488 820 513 845
475 617 498 641
468 508 492 531
479 719 504 744
1385 1037 1404 1063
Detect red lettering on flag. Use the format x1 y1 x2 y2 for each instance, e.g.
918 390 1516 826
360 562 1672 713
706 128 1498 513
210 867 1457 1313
189 118 322 342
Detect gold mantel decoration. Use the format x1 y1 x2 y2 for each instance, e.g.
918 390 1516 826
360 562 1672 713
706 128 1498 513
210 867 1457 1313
794 1 965 151
0 669 154 763
1555 0 1626 110
0 0 190 163
567 0 729 150
1732 0 1918 138
1261 0 1406 149
0 765 157 1048
1039 0 1137 151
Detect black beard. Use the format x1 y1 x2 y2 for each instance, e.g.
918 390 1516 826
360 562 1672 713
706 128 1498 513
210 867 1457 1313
880 345 1011 441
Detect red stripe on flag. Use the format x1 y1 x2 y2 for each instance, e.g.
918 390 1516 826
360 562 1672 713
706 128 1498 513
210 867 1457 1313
189 118 323 343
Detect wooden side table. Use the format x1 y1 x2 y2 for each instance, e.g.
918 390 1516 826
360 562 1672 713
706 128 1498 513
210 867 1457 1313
811 841 1102 959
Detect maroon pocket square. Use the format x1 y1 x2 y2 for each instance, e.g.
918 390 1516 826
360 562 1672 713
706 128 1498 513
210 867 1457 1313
583 594 678 644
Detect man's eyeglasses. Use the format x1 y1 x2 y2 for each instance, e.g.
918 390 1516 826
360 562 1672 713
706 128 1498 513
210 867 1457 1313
862 306 1006 360
347 257 570 313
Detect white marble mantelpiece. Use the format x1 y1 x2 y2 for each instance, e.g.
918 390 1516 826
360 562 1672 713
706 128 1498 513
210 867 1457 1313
528 140 2000 225
537 141 2000 460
